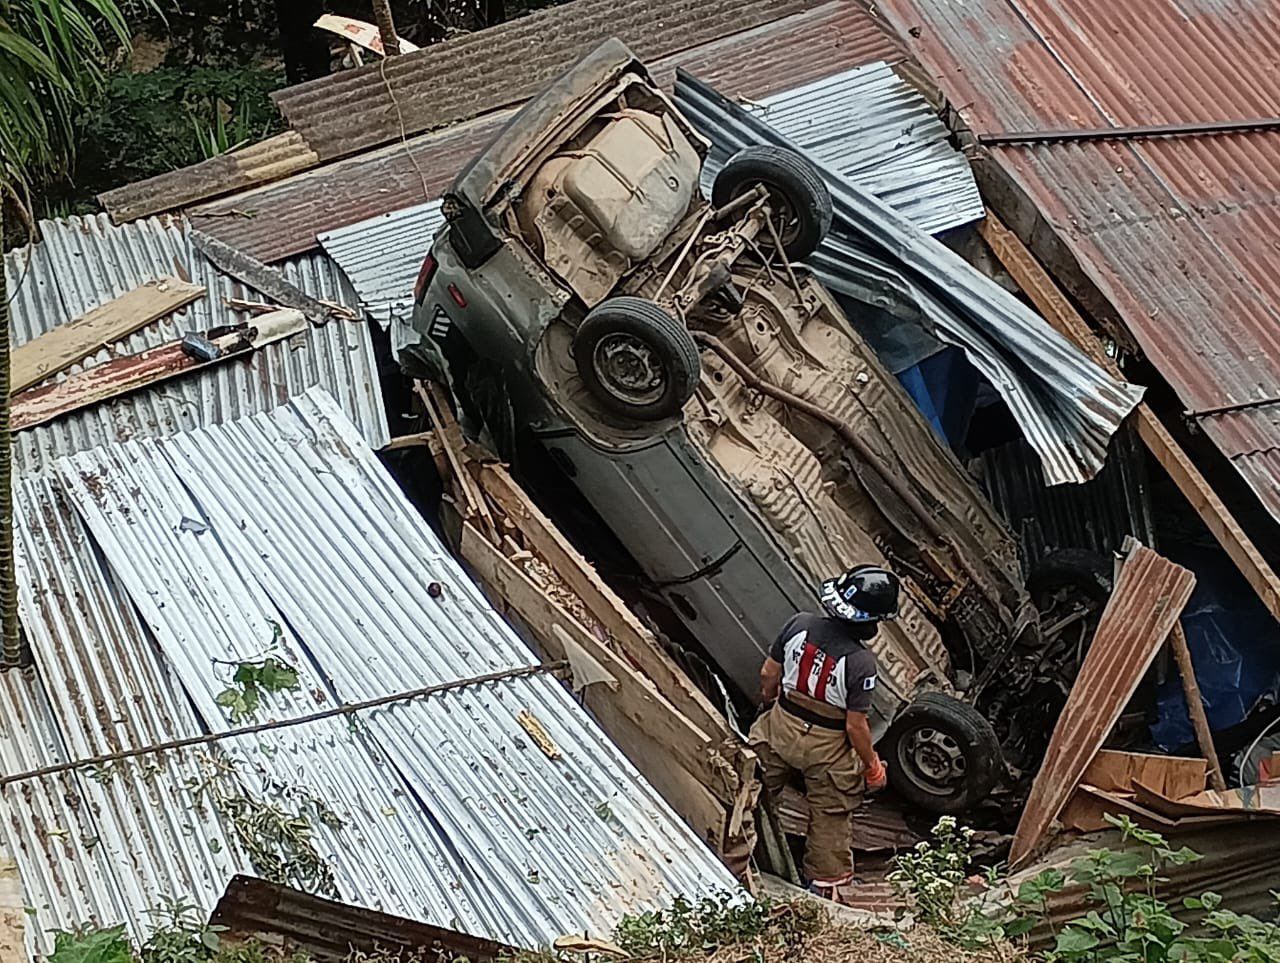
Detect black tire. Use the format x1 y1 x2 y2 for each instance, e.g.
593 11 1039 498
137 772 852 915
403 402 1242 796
572 297 700 422
1028 549 1113 604
882 692 1002 814
711 145 833 260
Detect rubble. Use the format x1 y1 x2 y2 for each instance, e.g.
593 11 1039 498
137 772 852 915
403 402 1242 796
5 0 1280 958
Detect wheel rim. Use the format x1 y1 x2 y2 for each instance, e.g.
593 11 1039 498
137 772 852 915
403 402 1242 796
736 180 800 246
592 332 666 407
896 725 968 797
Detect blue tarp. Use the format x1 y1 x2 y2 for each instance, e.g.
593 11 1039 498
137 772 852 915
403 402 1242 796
897 347 979 450
1151 540 1280 751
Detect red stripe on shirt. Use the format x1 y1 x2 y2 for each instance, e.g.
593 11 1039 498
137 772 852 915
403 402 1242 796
795 643 819 696
813 652 831 701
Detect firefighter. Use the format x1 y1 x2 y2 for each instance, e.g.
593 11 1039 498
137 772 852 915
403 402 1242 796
749 564 896 901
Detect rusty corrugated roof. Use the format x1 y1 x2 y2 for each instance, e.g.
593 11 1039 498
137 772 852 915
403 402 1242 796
875 0 1280 527
98 131 318 224
1009 540 1197 868
187 0 902 264
189 112 508 263
270 0 827 164
101 0 894 226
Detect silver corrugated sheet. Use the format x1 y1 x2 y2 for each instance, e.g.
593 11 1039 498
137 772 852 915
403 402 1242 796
317 200 444 331
726 62 983 234
1 475 248 960
317 61 976 349
3 213 389 472
675 71 1144 486
1 388 734 958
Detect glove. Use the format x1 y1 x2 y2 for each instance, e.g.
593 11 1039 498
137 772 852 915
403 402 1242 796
865 755 888 793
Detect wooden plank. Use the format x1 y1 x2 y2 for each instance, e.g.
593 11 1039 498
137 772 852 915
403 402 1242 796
1010 541 1196 868
476 462 732 743
1083 750 1207 799
979 210 1280 624
12 277 205 393
12 310 306 432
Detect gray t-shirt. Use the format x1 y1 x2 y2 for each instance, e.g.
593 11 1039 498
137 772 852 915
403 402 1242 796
769 612 879 713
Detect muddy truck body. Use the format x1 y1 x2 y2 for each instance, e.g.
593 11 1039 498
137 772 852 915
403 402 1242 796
406 39 1093 813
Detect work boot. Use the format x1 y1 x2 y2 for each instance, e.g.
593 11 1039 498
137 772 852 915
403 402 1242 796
807 874 857 906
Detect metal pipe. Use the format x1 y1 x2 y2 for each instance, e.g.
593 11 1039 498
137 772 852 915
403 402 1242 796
0 661 569 787
979 117 1280 146
0 206 19 669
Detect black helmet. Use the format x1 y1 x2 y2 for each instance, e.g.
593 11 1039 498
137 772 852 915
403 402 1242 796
820 565 900 622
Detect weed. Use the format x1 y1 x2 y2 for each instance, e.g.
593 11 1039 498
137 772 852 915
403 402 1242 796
613 895 821 957
891 812 1280 962
214 649 300 724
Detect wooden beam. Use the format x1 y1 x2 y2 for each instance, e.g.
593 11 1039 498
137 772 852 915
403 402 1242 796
979 210 1280 623
1168 624 1228 791
475 462 733 743
13 310 305 431
12 277 205 393
458 522 721 789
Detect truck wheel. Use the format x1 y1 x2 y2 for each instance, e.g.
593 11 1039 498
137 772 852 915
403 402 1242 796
573 297 700 422
882 692 1001 814
711 145 833 260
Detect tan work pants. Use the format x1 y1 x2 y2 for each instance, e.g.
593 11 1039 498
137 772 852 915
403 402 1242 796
748 701 865 882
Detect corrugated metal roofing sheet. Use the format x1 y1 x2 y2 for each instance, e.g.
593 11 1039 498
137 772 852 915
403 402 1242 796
318 59 977 336
1 388 736 959
98 131 318 224
874 0 1280 524
317 200 444 329
3 213 389 472
270 0 825 164
189 112 507 265
675 72 1145 485
188 1 902 264
1 473 248 957
1009 541 1198 868
737 62 983 235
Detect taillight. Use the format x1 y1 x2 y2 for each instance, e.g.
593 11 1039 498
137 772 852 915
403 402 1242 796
414 253 438 303
447 284 467 308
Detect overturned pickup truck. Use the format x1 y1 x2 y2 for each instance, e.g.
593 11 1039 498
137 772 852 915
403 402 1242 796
407 39 1101 814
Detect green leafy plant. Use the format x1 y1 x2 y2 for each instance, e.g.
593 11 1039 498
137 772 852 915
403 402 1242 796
191 754 341 897
893 812 1280 962
47 905 316 963
613 895 821 957
0 0 143 187
215 653 300 723
49 924 133 963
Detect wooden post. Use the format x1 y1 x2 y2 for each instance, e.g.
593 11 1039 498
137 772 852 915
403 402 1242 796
1168 622 1227 791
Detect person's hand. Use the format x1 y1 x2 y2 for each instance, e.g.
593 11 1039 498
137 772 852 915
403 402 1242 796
865 755 888 793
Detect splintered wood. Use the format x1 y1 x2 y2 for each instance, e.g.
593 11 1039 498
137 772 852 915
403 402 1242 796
517 710 561 760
